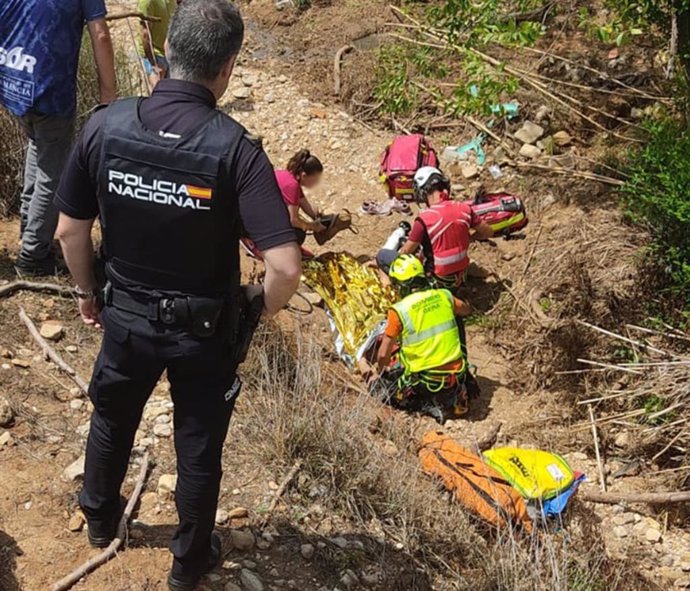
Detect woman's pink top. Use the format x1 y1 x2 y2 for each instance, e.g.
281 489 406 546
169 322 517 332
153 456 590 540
274 169 304 207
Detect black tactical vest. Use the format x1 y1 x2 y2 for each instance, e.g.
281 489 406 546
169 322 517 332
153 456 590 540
97 98 244 296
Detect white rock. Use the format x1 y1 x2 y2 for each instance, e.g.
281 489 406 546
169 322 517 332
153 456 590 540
68 513 85 532
240 569 264 591
233 87 252 100
65 345 78 353
519 144 542 160
158 474 177 498
153 423 172 438
225 583 242 591
0 395 14 427
612 526 629 538
614 431 631 448
215 509 230 525
612 512 636 526
461 163 479 179
63 454 86 482
277 75 288 83
515 120 545 144
39 320 64 341
0 431 13 447
300 543 315 559
155 414 171 425
69 399 84 411
242 74 257 87
646 528 662 543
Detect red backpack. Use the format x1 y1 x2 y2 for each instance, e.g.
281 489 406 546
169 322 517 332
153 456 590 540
467 192 529 237
379 134 439 201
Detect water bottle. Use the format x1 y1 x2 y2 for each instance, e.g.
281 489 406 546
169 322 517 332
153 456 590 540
383 221 411 251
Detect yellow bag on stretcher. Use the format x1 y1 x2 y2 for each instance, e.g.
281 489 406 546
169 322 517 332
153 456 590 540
482 448 575 500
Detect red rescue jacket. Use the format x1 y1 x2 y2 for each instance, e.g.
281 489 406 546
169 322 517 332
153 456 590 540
418 200 473 277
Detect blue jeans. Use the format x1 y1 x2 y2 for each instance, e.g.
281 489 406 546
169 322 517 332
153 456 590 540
19 111 75 261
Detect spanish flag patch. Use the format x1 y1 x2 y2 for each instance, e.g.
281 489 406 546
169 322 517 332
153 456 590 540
186 185 213 200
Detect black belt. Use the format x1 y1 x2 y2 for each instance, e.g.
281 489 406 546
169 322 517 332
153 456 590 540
107 286 190 325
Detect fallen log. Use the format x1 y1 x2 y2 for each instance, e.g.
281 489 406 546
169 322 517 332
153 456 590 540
580 489 690 505
334 45 355 97
106 11 161 22
18 307 89 395
0 280 74 299
51 452 151 591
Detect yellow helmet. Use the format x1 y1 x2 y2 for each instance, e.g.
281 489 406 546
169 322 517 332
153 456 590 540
389 254 425 283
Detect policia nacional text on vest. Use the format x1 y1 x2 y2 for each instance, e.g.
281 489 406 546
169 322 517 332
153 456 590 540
95 98 258 350
392 288 464 375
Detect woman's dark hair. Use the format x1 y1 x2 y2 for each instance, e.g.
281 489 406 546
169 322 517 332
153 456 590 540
287 149 323 177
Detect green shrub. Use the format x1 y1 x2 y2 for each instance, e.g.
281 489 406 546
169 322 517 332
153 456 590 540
622 118 690 307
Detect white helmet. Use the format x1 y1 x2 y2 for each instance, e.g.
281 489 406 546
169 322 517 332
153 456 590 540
413 166 450 204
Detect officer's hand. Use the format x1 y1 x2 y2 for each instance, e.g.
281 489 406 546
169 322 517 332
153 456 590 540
79 297 102 329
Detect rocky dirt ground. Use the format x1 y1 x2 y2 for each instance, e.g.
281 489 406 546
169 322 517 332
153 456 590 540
0 2 689 591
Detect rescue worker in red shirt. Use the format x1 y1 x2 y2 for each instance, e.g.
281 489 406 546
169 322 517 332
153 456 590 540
400 166 493 290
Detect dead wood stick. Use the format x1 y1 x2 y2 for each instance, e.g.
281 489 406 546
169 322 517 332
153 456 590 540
522 225 543 276
576 319 687 360
51 452 151 591
512 162 625 186
334 45 355 97
106 11 161 22
18 307 89 395
580 489 690 505
588 404 607 492
259 459 303 528
0 280 74 299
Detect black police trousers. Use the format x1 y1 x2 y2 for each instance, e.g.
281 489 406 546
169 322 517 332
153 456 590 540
79 305 239 580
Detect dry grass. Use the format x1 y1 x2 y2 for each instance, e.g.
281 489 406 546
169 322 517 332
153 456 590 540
237 321 656 590
575 322 690 486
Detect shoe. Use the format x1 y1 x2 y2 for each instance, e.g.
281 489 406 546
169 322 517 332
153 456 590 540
15 253 68 277
465 370 481 400
167 532 222 591
86 514 120 549
313 210 356 246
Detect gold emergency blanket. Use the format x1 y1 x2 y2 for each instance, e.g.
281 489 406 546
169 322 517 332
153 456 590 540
303 253 397 358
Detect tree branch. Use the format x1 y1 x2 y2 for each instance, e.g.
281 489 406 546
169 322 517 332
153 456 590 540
18 307 89 395
580 489 690 505
51 452 151 591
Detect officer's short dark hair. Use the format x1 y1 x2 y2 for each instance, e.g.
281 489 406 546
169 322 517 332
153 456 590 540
167 0 245 82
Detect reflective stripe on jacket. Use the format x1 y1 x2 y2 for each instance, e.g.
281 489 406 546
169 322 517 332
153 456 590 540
392 288 463 374
419 200 472 277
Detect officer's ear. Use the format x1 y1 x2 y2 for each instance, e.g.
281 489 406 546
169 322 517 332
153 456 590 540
222 55 237 81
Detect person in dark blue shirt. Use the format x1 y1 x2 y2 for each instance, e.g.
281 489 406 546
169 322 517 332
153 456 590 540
0 0 116 275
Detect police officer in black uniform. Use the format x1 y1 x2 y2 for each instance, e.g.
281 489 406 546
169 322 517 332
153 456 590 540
54 2 302 589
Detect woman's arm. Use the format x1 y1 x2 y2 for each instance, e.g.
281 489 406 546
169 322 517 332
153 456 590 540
299 196 320 220
288 204 325 232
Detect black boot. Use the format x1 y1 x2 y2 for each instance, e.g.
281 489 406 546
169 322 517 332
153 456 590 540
167 532 222 591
